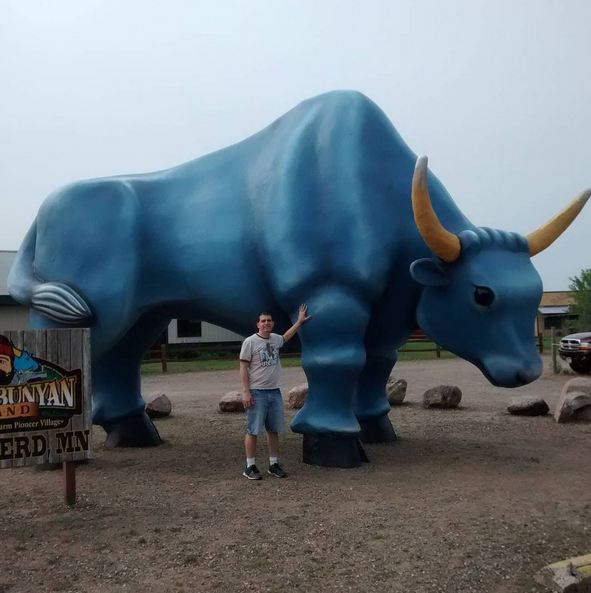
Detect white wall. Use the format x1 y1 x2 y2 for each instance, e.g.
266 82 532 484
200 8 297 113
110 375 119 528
0 306 29 331
167 319 243 344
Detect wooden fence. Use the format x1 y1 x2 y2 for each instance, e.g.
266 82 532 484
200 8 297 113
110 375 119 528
143 330 545 372
399 329 442 358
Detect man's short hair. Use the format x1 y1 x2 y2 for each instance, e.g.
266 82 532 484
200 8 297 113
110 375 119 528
257 312 273 321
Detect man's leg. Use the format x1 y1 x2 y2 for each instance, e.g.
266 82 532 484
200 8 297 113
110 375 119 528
243 389 265 480
243 433 262 480
266 431 286 477
245 433 257 459
266 431 279 458
265 390 287 477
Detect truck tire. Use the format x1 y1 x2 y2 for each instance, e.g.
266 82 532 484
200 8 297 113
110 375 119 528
569 358 591 374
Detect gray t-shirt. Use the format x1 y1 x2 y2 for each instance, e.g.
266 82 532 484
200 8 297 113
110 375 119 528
239 333 285 389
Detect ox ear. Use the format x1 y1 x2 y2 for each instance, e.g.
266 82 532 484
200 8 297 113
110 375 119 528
410 258 450 287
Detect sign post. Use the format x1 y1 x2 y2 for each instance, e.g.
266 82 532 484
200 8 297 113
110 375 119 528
63 461 77 506
0 328 92 505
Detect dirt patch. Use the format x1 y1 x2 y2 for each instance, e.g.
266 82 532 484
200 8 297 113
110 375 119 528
1 356 590 593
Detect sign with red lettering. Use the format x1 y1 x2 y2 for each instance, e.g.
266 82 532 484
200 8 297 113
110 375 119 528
0 329 91 469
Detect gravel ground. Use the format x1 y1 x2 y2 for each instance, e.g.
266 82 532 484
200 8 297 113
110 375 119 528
1 355 590 593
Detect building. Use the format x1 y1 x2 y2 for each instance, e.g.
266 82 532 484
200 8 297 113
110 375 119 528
0 251 243 345
0 251 28 330
537 290 578 336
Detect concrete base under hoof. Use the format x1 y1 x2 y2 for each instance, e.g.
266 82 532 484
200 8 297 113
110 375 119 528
302 433 369 468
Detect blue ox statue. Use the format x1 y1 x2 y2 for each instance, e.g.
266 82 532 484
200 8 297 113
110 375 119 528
8 91 589 467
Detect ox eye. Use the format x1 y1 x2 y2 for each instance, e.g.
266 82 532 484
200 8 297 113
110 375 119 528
474 286 495 307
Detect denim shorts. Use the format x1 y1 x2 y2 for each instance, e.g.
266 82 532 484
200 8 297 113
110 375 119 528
246 388 285 435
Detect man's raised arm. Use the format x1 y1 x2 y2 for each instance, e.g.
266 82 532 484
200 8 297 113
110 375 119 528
283 304 312 343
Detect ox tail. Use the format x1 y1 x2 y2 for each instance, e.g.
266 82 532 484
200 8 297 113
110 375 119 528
7 221 93 325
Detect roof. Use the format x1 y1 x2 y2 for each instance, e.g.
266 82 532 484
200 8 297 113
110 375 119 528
538 305 570 315
539 291 575 307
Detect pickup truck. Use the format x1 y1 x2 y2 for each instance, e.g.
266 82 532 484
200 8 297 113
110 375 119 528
559 332 591 374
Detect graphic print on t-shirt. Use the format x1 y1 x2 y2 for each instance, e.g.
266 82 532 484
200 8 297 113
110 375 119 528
258 342 279 367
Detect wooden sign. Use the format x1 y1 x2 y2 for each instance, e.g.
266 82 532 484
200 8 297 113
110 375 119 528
0 328 91 469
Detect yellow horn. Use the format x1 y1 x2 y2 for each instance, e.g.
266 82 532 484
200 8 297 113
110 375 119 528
412 156 461 263
527 189 591 256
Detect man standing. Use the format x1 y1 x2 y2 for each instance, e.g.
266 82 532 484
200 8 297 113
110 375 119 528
239 304 311 480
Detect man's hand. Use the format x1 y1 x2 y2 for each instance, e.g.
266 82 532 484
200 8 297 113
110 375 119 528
242 390 254 409
296 303 312 325
283 304 312 343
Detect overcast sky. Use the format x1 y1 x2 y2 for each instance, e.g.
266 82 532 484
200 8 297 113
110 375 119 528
1 0 589 290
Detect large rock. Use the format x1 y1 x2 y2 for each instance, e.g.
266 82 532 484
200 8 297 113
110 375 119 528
386 377 407 406
507 396 549 416
554 378 591 423
288 383 308 409
536 552 591 592
146 393 172 419
422 385 462 409
219 391 245 413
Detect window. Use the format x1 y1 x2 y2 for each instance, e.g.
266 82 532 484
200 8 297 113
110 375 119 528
544 316 562 330
177 319 202 338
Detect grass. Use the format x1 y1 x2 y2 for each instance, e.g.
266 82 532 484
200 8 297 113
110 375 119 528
140 342 456 375
142 359 239 374
141 336 553 375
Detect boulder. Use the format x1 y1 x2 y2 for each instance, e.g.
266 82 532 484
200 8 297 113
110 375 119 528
422 385 462 409
536 552 591 592
386 377 407 406
507 396 549 416
288 383 308 409
146 393 172 419
554 378 591 423
219 391 245 413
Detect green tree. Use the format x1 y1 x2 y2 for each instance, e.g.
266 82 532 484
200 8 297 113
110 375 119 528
569 268 591 330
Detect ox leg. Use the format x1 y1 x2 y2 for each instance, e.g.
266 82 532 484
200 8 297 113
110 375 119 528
93 353 162 449
29 308 166 447
91 313 172 447
289 289 370 468
355 350 398 443
355 290 413 443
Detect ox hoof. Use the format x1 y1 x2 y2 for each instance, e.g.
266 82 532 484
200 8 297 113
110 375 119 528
103 412 163 448
302 433 369 468
359 415 397 444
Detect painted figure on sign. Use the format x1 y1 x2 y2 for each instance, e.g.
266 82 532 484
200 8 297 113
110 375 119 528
0 336 42 386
